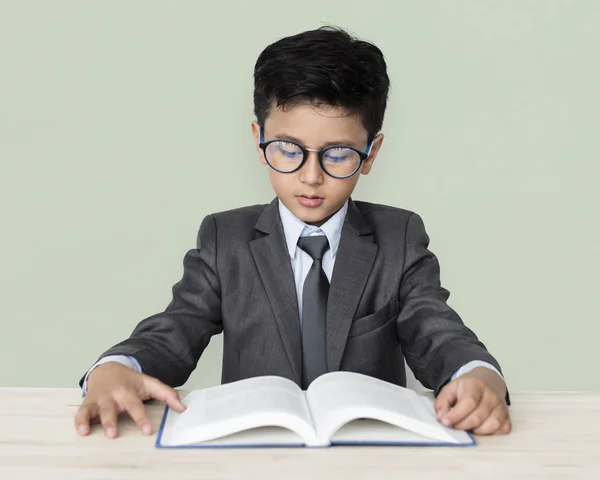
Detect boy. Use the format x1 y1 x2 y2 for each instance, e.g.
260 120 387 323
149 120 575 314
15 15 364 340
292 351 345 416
75 27 510 439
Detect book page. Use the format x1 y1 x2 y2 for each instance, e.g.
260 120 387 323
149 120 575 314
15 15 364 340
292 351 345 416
329 418 473 446
184 426 309 447
306 372 469 444
160 376 320 446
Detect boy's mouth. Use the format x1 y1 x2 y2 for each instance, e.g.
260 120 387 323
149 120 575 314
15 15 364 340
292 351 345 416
297 194 324 208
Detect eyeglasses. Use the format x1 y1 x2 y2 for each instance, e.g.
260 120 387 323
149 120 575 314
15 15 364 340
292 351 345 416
259 129 374 179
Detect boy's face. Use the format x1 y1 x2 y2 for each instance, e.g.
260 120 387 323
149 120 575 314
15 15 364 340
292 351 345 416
252 104 384 226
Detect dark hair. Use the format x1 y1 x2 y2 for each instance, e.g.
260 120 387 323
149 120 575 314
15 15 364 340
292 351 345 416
253 26 390 141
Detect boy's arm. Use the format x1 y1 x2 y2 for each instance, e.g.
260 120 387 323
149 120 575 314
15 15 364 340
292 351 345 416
397 213 506 395
79 214 223 388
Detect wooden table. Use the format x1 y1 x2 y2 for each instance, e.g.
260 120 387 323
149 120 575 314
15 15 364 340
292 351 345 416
1 389 599 479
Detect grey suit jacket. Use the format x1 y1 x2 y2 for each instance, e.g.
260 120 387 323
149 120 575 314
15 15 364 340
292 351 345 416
83 198 503 394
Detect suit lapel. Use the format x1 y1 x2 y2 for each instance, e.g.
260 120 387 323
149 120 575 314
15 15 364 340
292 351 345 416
249 199 302 383
327 199 378 372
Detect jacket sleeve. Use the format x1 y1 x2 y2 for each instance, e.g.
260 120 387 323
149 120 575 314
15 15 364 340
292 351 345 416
79 214 223 388
396 213 507 397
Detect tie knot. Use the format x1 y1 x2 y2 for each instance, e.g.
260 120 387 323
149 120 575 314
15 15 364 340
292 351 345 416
297 236 330 261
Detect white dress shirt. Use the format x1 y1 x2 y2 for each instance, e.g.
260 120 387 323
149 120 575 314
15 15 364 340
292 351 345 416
82 200 501 394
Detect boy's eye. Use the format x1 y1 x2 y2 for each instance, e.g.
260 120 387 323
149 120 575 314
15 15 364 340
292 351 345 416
323 147 353 163
276 142 302 158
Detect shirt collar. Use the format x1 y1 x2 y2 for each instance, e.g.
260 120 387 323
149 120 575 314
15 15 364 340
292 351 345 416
278 199 348 259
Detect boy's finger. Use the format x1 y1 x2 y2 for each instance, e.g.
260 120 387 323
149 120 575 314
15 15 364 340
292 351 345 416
165 391 187 413
434 381 458 421
498 418 512 435
74 403 97 436
146 378 186 412
98 398 119 438
122 395 153 435
442 388 483 427
472 404 509 435
453 399 495 431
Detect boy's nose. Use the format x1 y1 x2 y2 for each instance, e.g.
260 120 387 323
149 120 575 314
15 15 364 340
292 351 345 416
299 152 324 185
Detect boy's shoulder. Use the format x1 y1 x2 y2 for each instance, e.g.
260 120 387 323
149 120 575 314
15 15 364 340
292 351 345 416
204 203 270 241
353 200 416 231
210 202 266 215
210 203 268 225
353 200 414 219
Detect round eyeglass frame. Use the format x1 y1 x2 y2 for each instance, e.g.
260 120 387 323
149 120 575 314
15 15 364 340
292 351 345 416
258 131 374 179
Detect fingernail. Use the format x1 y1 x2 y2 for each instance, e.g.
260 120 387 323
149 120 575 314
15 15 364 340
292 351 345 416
106 427 116 438
142 425 152 435
442 418 452 427
78 425 88 436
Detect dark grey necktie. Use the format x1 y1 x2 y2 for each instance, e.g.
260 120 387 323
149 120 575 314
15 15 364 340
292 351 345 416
297 236 330 389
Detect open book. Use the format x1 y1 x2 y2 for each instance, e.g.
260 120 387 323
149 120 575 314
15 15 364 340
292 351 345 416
156 371 474 448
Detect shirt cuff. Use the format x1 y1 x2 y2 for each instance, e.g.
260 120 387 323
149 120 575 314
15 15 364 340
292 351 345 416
451 360 503 382
81 355 142 397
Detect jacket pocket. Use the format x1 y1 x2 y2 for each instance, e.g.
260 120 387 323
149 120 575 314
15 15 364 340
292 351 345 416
347 296 399 339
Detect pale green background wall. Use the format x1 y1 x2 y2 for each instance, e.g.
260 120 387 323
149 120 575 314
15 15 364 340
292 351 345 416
1 1 598 391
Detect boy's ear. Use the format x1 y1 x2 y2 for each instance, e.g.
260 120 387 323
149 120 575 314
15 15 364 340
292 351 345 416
251 121 267 166
361 133 384 175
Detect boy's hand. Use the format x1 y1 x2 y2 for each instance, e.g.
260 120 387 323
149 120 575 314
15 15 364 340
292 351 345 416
74 362 186 439
434 366 511 435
